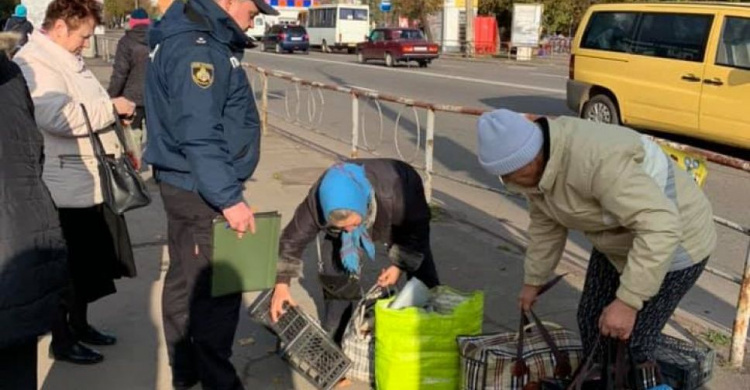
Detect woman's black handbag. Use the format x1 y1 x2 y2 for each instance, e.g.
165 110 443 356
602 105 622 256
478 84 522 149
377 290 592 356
81 104 150 214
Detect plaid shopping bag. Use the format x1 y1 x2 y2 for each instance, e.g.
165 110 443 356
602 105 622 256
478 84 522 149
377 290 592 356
458 314 583 389
458 276 582 390
341 284 391 385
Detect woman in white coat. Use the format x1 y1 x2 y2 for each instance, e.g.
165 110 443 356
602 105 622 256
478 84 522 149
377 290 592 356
14 0 137 365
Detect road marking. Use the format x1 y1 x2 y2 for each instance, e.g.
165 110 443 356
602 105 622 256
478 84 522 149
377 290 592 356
347 85 378 92
531 72 568 79
247 51 566 95
508 65 536 70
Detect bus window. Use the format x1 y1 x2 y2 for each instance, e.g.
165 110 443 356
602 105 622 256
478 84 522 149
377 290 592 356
339 8 368 21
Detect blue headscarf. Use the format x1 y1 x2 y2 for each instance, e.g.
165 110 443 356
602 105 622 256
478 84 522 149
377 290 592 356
319 163 376 273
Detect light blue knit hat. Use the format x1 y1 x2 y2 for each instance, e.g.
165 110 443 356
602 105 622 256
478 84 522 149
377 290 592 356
476 109 543 176
14 4 27 18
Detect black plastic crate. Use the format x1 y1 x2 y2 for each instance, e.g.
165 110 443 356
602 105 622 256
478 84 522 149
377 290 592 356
655 335 715 390
248 290 352 390
248 290 307 344
283 324 352 390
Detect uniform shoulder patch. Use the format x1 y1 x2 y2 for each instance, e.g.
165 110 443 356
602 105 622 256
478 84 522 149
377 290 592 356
191 62 214 89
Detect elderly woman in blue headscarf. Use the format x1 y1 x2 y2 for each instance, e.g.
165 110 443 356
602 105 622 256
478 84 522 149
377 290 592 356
270 159 441 343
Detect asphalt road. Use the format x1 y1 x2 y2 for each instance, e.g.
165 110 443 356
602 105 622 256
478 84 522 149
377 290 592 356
244 48 750 280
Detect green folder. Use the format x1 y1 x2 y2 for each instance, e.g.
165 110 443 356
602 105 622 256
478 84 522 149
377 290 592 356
211 211 281 297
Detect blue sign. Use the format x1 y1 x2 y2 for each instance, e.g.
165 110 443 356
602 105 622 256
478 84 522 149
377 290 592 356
380 1 391 12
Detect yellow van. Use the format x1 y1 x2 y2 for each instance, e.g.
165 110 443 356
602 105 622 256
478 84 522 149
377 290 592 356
567 2 750 150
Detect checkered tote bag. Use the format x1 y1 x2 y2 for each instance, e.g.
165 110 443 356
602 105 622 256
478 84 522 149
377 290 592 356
341 284 391 385
458 310 583 390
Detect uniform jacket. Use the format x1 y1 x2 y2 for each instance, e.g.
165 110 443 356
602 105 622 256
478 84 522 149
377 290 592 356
108 26 149 107
14 31 122 208
277 159 431 281
144 0 261 210
513 117 716 310
0 52 68 349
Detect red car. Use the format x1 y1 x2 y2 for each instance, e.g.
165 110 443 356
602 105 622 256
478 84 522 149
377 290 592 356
356 28 440 68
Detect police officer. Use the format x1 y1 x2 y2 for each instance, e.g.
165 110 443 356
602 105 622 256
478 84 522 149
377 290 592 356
144 0 278 388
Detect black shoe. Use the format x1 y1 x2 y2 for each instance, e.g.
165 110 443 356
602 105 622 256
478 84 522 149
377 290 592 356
50 342 104 365
74 325 117 346
172 378 199 390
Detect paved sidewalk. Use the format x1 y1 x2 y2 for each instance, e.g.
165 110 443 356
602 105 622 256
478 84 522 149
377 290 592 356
33 58 747 390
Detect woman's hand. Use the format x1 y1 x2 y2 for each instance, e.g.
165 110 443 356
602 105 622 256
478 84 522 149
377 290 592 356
518 284 542 312
112 97 136 118
599 298 637 340
270 283 296 323
377 265 401 287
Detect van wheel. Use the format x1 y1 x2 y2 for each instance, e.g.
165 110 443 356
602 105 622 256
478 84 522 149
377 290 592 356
322 40 330 53
385 52 394 67
583 94 620 125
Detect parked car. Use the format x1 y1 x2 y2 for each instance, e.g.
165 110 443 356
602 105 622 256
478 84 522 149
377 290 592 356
259 24 309 54
568 2 750 149
356 28 439 67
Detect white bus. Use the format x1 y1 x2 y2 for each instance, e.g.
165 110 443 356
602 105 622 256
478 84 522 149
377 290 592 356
306 4 370 53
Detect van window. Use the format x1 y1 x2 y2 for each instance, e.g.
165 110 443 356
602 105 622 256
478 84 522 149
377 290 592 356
581 12 637 53
631 13 713 62
716 16 750 70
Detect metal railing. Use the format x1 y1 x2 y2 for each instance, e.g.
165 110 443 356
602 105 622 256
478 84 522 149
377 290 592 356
438 38 571 62
244 62 750 367
94 35 120 63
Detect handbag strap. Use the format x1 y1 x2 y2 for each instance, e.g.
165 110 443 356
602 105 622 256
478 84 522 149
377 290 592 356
568 336 601 390
81 104 133 157
613 339 629 390
513 273 569 378
110 107 133 152
512 310 531 378
529 309 573 378
316 234 324 273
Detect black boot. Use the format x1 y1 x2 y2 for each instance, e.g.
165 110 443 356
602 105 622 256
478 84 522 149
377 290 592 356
74 325 117 346
50 342 104 365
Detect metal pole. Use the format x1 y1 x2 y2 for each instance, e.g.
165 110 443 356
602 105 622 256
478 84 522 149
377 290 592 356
424 108 435 203
465 0 474 57
730 239 750 368
261 73 269 136
351 93 359 158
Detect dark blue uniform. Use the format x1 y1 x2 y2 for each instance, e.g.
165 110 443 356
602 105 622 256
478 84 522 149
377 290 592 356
144 0 260 210
144 0 259 388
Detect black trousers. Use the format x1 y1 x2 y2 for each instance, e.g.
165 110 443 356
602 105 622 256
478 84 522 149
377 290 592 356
578 249 707 363
52 205 134 350
319 236 440 344
159 183 243 390
0 339 37 390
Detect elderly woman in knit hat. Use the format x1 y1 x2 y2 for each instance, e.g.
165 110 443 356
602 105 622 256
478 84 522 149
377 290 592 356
475 109 715 369
270 159 441 343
